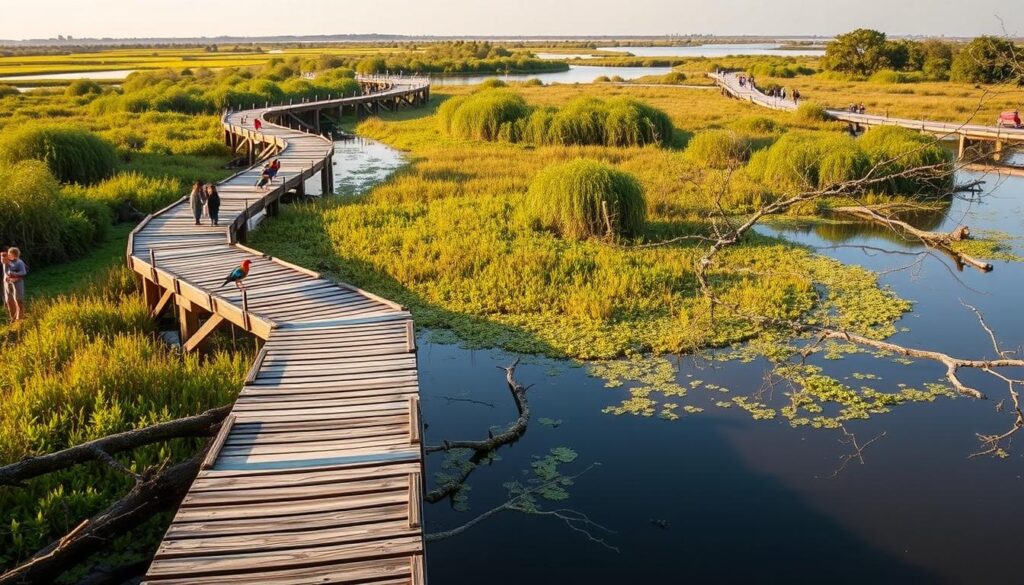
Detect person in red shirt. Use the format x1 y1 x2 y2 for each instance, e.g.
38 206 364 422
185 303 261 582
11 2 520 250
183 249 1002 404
253 118 262 131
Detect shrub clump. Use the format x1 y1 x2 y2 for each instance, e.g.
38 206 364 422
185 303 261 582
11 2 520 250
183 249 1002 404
0 161 111 265
858 126 954 193
437 89 530 141
793 102 830 124
65 79 104 97
685 130 752 169
747 132 868 193
730 116 781 136
438 91 674 148
0 84 19 98
526 158 646 240
0 125 118 184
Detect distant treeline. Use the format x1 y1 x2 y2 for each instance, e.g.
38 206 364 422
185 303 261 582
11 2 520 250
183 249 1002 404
822 29 1022 83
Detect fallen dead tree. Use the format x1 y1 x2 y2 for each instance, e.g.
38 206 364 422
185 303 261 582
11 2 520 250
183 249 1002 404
0 408 230 585
831 205 992 272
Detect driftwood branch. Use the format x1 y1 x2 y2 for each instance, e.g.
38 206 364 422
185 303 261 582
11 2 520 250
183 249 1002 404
425 359 531 503
0 405 230 487
832 205 992 272
0 451 207 585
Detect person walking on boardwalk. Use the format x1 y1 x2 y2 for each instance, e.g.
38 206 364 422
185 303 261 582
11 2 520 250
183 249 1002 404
189 180 206 225
253 118 262 131
205 184 221 226
3 247 28 322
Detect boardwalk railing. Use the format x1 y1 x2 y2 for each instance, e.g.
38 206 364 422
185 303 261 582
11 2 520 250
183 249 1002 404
709 72 1024 156
129 76 431 585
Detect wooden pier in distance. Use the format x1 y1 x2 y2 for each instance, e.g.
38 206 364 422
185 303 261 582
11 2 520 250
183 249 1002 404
128 75 431 584
710 71 1024 161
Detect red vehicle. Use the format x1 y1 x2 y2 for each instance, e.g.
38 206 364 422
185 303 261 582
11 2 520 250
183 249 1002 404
997 110 1022 128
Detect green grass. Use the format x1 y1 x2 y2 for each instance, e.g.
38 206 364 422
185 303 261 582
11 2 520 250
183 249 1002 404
24 223 133 300
251 84 915 361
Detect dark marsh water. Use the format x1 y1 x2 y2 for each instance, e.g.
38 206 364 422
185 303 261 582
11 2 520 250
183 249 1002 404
333 138 1024 584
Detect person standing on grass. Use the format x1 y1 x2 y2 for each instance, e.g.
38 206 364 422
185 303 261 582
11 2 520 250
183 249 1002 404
793 89 801 105
190 180 206 225
205 184 221 226
4 247 27 322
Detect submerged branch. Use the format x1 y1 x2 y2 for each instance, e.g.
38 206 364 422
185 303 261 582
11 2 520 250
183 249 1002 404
425 359 531 503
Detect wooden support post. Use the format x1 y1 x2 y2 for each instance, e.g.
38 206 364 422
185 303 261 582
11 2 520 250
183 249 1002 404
241 289 251 332
321 157 333 195
958 135 967 160
994 140 1004 162
313 109 320 133
178 300 200 345
149 288 174 321
143 278 163 314
182 314 226 353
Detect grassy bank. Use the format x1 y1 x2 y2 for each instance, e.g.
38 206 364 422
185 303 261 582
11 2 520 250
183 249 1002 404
250 84 911 361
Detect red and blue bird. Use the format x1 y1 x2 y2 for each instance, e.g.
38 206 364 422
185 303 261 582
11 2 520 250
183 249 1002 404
221 259 251 290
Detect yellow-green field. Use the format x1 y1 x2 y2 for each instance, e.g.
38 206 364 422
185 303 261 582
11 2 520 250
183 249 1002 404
0 46 405 77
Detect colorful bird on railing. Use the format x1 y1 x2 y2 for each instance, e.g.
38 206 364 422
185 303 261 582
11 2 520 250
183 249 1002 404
221 259 252 290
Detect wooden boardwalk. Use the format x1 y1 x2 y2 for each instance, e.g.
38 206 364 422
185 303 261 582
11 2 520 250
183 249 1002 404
710 71 1024 156
129 76 430 584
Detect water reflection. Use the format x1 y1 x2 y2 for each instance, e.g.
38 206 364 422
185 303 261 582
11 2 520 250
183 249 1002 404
434 65 673 86
322 135 1024 583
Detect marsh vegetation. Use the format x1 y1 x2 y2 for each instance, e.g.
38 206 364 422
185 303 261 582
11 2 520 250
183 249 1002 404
1 34 1024 583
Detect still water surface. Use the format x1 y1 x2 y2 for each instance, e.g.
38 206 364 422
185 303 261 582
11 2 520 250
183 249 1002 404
326 140 1024 584
597 43 826 58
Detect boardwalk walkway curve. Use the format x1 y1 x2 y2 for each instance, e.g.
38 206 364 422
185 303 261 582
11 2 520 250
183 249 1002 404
710 71 1024 159
128 75 431 584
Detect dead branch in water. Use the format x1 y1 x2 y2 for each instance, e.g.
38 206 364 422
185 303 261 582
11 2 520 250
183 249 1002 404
425 463 617 551
425 359 531 503
831 205 992 272
820 426 887 479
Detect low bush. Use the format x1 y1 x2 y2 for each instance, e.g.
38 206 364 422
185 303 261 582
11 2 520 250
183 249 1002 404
793 102 830 124
730 115 782 135
0 84 20 98
858 126 954 193
64 79 104 97
0 125 118 185
685 130 751 168
440 89 530 141
0 161 112 266
526 158 646 240
747 132 868 193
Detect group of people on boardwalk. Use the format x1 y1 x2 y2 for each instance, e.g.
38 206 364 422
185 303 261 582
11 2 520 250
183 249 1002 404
732 73 801 105
189 181 222 226
2 246 27 322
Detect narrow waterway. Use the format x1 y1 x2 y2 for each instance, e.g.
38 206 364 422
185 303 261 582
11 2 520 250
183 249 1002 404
328 137 1024 584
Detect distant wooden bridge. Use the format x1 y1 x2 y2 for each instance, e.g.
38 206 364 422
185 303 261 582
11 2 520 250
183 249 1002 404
710 72 1024 160
128 75 431 584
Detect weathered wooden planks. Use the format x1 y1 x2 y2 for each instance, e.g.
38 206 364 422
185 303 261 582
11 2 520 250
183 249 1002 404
132 77 430 584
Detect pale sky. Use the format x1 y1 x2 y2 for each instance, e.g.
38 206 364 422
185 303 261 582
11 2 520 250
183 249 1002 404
0 0 1021 40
